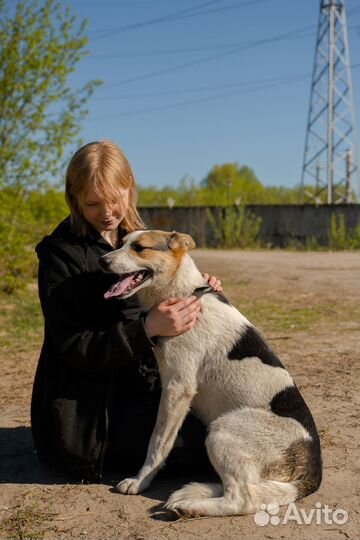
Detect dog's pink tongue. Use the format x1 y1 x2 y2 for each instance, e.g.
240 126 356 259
104 275 134 299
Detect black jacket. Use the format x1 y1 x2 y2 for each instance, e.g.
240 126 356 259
31 217 158 481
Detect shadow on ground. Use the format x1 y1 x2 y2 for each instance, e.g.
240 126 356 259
0 426 68 485
0 425 217 519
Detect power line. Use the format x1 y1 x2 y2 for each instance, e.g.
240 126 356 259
87 22 359 59
90 0 274 40
90 0 228 39
87 62 360 120
89 31 315 60
88 73 310 121
102 24 317 87
93 72 310 100
89 42 259 59
93 10 358 89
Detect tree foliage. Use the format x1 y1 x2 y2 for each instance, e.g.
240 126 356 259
201 163 263 205
0 188 67 292
0 0 100 292
0 0 100 189
138 163 301 206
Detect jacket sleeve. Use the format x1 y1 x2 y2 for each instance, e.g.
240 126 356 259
38 245 154 373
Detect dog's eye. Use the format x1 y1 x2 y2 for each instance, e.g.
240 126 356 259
131 243 145 253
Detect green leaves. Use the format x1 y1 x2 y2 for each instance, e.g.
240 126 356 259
137 163 302 207
0 187 68 293
329 214 360 250
0 0 100 292
206 206 262 248
0 0 101 189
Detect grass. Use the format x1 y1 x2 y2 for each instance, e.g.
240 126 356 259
0 504 53 540
227 284 360 333
0 285 43 355
236 300 342 332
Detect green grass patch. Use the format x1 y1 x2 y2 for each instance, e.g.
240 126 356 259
232 299 358 332
0 285 43 354
0 504 53 540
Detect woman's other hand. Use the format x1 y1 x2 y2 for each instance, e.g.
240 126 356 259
203 273 222 292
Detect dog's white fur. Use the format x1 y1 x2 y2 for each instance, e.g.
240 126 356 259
101 230 322 518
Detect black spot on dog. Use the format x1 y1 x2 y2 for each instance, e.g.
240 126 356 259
270 385 322 493
228 325 284 367
270 385 320 441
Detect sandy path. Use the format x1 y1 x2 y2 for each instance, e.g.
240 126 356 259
0 251 359 540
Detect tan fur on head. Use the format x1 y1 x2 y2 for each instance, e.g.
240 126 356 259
101 229 200 306
113 230 196 287
168 232 196 252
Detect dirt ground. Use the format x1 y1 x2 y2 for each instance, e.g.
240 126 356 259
0 250 359 540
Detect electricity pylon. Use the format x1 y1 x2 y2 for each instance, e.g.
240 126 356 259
300 0 358 204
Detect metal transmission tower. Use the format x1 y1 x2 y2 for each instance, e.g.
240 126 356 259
301 0 358 204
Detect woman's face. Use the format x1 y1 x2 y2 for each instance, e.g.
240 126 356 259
79 184 129 234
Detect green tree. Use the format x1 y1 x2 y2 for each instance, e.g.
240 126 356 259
28 188 68 238
138 185 179 207
176 175 199 206
201 163 264 205
0 0 100 292
0 188 36 293
0 0 100 189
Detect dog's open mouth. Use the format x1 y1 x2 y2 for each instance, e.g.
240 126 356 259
104 269 153 299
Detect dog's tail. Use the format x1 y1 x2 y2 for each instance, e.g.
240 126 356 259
165 480 299 517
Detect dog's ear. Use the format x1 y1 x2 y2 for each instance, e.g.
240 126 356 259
168 231 196 252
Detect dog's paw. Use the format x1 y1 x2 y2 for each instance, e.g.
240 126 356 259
115 477 146 495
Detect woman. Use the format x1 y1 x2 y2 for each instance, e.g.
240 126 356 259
31 140 220 482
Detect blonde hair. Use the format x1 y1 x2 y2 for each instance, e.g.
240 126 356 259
65 140 145 235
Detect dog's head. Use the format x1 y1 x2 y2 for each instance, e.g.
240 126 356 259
100 230 196 300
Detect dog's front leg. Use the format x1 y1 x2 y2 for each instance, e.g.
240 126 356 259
116 379 196 495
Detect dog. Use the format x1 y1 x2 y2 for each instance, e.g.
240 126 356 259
100 230 322 517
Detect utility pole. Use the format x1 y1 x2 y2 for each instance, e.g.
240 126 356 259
300 0 358 204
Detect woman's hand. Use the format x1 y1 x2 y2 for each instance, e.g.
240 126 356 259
203 273 223 292
144 273 222 338
145 296 201 338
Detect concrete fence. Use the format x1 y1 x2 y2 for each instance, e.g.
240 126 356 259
139 204 360 247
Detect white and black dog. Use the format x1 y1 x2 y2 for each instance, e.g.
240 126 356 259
101 230 322 517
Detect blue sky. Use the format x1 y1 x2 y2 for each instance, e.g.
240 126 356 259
64 0 360 191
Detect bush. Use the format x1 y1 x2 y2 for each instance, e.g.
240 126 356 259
206 205 262 248
329 214 360 250
0 188 67 293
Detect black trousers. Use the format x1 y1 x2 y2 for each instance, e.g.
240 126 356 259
105 388 212 475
